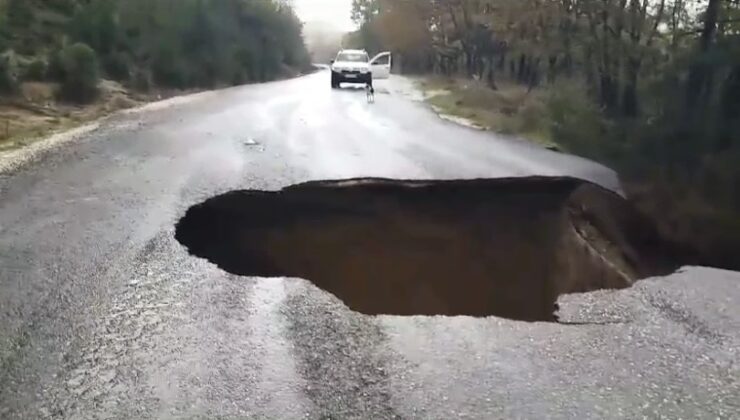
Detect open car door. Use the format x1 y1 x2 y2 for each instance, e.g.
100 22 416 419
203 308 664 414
370 52 392 79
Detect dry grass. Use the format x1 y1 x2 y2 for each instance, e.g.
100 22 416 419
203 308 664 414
417 77 558 149
0 104 67 151
0 80 143 151
20 82 56 105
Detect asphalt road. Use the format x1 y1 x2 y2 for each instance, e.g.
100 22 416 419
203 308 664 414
1 71 738 419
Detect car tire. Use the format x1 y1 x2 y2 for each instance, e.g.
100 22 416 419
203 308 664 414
331 73 340 89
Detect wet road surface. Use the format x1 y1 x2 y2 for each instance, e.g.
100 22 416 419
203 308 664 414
1 71 738 419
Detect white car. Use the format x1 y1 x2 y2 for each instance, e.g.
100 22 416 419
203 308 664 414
330 49 391 88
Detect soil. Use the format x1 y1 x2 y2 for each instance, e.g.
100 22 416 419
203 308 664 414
175 177 681 322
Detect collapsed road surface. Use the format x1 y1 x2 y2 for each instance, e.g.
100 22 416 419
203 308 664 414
175 177 679 321
1 71 738 419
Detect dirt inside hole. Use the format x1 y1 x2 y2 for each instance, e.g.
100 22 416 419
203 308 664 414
175 177 680 321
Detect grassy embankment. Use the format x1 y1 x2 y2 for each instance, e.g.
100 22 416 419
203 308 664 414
0 81 144 151
417 77 559 150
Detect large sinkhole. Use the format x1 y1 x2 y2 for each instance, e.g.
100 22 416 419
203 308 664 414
175 177 679 322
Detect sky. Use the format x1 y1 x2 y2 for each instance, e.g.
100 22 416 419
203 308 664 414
293 0 356 32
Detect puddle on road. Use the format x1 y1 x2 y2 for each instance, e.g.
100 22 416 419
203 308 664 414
175 177 679 321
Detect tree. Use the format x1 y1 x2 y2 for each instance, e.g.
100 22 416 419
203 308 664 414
685 0 722 111
0 54 18 94
352 0 381 24
345 0 740 269
7 0 32 27
59 43 100 103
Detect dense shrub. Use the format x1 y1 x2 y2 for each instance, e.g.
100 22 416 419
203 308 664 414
0 12 8 52
102 51 131 81
547 83 611 159
152 43 189 88
545 73 740 269
0 0 311 93
130 69 152 92
46 50 66 82
23 58 47 81
58 43 100 103
6 0 33 28
0 54 19 94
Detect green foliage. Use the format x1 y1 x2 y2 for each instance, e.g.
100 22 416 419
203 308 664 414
343 25 383 52
47 50 66 82
151 42 188 88
547 83 610 159
547 70 740 267
6 0 33 27
102 51 131 81
121 0 310 87
0 0 311 91
0 3 9 52
68 0 119 54
47 0 78 15
353 0 740 268
0 54 19 94
330 0 740 267
351 0 381 24
58 43 100 103
5 0 41 55
23 58 47 81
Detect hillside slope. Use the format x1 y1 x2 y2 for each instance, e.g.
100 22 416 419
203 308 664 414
0 0 312 146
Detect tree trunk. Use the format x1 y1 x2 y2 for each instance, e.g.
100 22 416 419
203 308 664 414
547 55 557 84
685 0 721 111
465 47 476 77
600 73 618 112
717 65 740 151
487 56 498 90
528 57 541 90
517 54 527 83
475 55 486 80
563 52 573 78
584 46 596 93
622 57 641 117
721 65 740 120
509 59 516 79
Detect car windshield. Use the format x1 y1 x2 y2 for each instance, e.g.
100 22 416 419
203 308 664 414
336 52 368 63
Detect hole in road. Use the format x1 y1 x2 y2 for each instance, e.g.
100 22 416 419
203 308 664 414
175 177 680 322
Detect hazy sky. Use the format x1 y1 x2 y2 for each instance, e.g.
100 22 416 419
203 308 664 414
293 0 356 31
